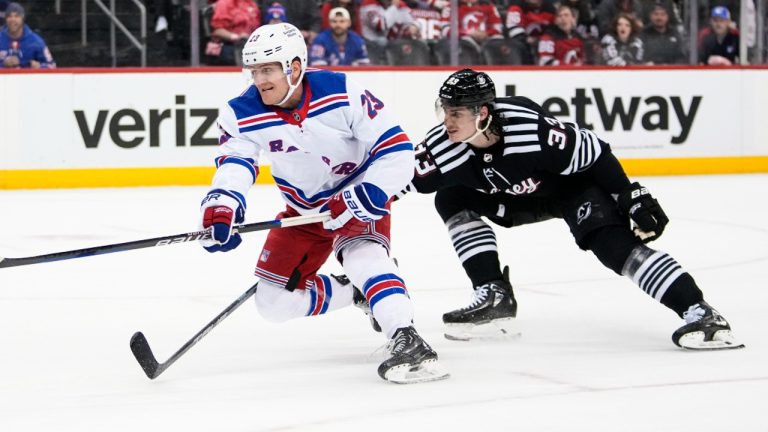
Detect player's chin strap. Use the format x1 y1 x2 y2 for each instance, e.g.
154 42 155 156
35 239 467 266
277 65 306 107
461 113 493 144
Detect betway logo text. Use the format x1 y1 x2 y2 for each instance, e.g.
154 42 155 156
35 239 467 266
506 86 701 144
73 95 218 148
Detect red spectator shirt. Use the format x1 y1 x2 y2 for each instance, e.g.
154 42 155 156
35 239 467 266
505 4 554 39
538 27 585 65
211 0 261 36
447 1 502 38
410 7 448 41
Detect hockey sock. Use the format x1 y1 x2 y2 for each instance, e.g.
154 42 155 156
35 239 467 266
657 273 704 318
445 210 503 286
621 244 703 315
462 253 504 287
253 275 354 322
305 274 354 316
341 241 413 339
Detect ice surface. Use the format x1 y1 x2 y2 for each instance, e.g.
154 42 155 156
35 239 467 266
0 175 766 431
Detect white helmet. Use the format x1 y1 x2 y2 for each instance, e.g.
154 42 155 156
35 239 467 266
242 23 307 106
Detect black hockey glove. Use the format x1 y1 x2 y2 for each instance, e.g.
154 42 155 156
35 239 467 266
617 182 669 243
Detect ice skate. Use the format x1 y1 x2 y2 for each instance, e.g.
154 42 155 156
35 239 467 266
443 266 519 341
332 274 381 332
672 301 744 350
378 326 449 384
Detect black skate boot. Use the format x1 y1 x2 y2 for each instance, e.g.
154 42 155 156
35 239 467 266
352 287 382 333
377 326 449 384
332 274 381 332
443 266 519 341
672 301 744 350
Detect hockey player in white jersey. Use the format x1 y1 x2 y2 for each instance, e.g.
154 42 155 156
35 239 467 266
402 68 743 350
198 23 447 383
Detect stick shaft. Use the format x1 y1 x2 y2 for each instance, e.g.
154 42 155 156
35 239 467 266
0 212 330 269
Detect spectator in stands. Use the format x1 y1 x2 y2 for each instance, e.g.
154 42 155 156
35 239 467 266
506 0 555 41
208 0 261 65
407 0 449 44
601 12 644 65
454 0 504 53
321 0 360 33
505 0 556 63
557 0 599 40
261 0 322 44
556 0 600 63
359 0 418 47
639 0 681 32
641 1 685 64
0 3 56 69
537 5 586 65
596 0 642 35
264 2 288 24
308 7 371 66
698 6 739 65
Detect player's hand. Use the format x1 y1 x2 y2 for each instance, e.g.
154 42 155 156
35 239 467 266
321 183 388 237
199 189 245 252
3 56 20 68
617 182 669 243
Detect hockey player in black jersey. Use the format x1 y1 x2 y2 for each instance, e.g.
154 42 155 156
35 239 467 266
402 68 743 350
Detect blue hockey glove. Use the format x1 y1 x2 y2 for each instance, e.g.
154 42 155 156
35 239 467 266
199 189 245 252
321 183 389 237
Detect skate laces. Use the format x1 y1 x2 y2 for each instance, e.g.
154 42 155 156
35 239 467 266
463 285 490 310
682 303 707 324
392 328 416 353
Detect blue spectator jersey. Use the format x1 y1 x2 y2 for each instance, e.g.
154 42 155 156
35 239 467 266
0 24 56 68
308 30 370 66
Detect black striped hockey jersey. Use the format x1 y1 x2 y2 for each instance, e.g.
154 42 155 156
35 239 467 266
409 96 630 197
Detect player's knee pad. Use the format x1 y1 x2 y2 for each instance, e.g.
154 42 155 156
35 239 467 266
435 188 473 222
583 225 644 275
253 280 306 322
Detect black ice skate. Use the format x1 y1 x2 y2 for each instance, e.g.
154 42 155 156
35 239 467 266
378 326 449 384
443 266 519 341
332 274 381 332
352 286 382 333
672 301 744 350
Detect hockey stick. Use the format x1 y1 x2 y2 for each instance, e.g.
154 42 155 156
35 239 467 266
0 212 330 269
130 282 259 379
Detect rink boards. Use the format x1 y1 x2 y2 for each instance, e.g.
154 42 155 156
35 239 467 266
1 66 767 189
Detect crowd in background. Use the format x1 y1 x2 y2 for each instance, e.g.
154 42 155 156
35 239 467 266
0 0 766 68
199 0 762 66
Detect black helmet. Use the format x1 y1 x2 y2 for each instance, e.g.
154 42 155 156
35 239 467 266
438 68 496 107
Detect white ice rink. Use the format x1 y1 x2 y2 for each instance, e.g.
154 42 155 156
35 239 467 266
0 174 766 432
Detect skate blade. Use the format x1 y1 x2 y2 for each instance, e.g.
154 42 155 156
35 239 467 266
444 318 522 341
383 359 450 384
678 329 746 351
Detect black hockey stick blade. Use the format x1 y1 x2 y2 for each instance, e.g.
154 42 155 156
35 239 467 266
130 332 162 379
130 283 259 380
0 212 330 269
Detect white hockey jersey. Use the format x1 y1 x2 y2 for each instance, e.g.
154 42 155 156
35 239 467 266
211 69 415 215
